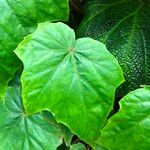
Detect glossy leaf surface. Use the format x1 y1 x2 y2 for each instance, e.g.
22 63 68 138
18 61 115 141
0 0 69 98
98 87 150 150
77 0 150 95
0 85 71 150
15 22 124 145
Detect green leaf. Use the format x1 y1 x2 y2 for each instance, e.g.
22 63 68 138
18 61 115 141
0 51 20 98
0 80 75 150
15 22 124 146
42 110 73 146
70 143 86 150
1 73 73 149
0 0 69 98
98 87 150 150
0 83 72 149
77 0 150 95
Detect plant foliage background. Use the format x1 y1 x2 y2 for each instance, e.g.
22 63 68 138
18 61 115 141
0 0 149 150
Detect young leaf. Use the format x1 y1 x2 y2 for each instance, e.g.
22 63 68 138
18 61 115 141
98 87 150 150
15 22 124 146
0 84 72 149
0 0 69 98
77 0 150 95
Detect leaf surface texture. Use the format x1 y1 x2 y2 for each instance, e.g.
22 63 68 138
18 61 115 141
0 0 69 97
98 87 150 150
77 0 150 95
15 22 124 145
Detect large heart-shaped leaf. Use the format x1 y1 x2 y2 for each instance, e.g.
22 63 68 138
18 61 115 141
77 0 150 95
15 22 124 146
0 82 73 149
0 0 69 98
98 87 150 150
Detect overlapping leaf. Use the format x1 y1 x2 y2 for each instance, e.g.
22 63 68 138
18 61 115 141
0 84 73 150
77 0 150 95
0 0 69 98
98 87 150 150
70 143 86 150
15 22 124 146
0 51 20 98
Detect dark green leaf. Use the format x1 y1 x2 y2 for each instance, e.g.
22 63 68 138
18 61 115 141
77 0 150 95
0 51 20 98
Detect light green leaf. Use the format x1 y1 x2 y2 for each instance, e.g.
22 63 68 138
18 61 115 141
0 0 69 98
98 87 150 150
15 22 124 146
77 0 150 95
70 143 86 150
